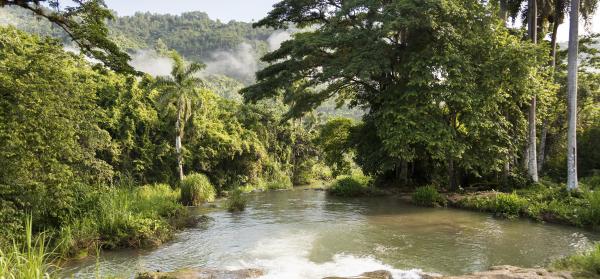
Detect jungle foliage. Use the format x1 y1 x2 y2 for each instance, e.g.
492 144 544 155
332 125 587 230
243 0 600 191
0 25 320 248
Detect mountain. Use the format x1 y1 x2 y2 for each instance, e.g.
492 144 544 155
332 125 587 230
0 6 363 119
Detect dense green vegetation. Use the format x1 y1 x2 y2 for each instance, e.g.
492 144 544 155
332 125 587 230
1 0 600 278
243 0 600 192
328 173 374 197
412 186 446 208
456 179 600 228
553 243 600 278
180 173 216 206
0 23 321 258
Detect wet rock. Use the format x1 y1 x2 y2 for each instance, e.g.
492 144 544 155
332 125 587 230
135 268 264 279
425 265 572 279
323 270 393 279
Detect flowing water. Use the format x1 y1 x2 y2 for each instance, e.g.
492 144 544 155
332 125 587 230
61 188 600 278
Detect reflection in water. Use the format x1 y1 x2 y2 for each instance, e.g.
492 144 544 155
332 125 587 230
61 189 599 278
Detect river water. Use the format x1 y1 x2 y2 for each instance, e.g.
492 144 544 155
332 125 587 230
61 188 599 278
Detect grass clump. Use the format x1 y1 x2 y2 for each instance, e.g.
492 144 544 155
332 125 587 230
553 244 600 278
328 173 373 197
0 218 55 279
412 185 446 207
57 183 189 256
180 173 216 206
226 189 247 212
460 192 527 218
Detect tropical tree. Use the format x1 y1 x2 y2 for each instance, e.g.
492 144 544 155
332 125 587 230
0 0 134 73
243 0 542 188
527 0 540 183
566 0 580 190
155 52 205 181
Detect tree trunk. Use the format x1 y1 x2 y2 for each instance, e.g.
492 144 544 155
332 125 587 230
527 0 539 183
400 160 408 186
538 118 548 172
550 19 559 69
176 106 184 182
448 156 457 190
499 0 508 23
566 0 579 191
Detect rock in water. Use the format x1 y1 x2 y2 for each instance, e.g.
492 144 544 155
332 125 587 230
323 270 394 279
136 268 264 279
422 265 572 279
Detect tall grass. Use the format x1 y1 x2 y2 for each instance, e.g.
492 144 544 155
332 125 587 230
57 183 186 254
0 217 56 279
180 173 216 206
412 185 446 207
328 173 373 197
226 189 247 212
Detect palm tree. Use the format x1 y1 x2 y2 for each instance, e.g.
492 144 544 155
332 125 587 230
527 0 540 183
156 52 205 181
566 0 580 190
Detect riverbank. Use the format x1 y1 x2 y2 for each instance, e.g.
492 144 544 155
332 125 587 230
0 183 202 278
135 265 574 279
441 179 600 231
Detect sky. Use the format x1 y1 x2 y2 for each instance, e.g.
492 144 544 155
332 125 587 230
103 0 279 23
103 1 599 42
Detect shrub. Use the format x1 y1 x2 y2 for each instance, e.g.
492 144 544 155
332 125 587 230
581 175 600 191
583 191 600 228
180 173 216 206
412 185 446 207
328 173 372 197
226 189 247 212
265 175 293 190
491 192 528 218
553 244 600 278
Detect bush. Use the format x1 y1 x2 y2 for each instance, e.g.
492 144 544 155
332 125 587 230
265 174 293 190
553 244 600 278
180 173 216 206
581 175 600 191
583 191 600 228
225 189 247 212
412 185 446 207
491 192 528 218
328 173 372 197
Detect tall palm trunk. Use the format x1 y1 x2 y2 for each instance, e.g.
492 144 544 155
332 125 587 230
566 0 579 190
175 105 184 181
527 0 539 182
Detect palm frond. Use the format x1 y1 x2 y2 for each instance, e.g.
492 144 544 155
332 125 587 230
184 62 206 77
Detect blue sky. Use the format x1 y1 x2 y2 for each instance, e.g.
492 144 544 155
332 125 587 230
103 0 279 22
103 1 598 42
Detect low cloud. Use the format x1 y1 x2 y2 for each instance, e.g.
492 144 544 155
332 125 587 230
267 30 292 51
204 43 259 83
129 50 174 77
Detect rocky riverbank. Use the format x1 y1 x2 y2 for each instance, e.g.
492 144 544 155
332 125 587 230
135 265 573 279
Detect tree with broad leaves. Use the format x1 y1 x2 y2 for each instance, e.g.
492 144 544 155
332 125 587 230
0 0 134 73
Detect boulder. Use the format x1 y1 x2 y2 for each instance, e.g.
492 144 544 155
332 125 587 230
136 268 264 279
323 270 394 279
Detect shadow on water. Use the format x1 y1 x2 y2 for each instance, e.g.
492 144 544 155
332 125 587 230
61 188 600 278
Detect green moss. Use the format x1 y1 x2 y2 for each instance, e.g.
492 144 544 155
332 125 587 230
412 185 446 207
180 173 216 206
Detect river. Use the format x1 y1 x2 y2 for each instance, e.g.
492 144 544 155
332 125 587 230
61 188 599 278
